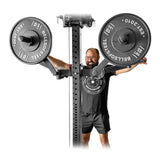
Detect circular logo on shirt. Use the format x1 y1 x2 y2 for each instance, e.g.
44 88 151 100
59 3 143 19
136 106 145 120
82 76 106 95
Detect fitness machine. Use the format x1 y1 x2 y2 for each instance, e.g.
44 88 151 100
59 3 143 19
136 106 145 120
10 13 151 146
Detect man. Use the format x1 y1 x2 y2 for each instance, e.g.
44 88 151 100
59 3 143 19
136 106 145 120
48 48 147 147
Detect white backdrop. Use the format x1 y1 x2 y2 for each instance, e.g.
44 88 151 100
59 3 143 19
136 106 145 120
0 0 160 159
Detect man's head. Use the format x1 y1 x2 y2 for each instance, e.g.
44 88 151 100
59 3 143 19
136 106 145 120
85 48 100 68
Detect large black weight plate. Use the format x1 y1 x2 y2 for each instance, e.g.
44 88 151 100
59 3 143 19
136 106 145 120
99 13 151 66
10 17 52 64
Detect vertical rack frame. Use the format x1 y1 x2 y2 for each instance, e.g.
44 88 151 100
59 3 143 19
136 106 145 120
72 26 81 146
56 14 95 146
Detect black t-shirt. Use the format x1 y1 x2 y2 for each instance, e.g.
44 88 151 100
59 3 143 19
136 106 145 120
81 65 115 115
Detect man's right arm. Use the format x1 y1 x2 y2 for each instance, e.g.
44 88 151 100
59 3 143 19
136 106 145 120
48 55 69 69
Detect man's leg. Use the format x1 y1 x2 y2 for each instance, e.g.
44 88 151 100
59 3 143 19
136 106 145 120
99 132 110 147
82 132 91 147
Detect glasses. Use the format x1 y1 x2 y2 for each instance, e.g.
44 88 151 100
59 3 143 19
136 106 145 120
86 56 97 60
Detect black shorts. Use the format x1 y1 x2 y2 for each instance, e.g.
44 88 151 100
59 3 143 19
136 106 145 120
82 113 110 134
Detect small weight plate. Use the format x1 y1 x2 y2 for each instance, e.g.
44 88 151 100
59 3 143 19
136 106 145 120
99 13 151 66
82 76 106 95
10 17 52 64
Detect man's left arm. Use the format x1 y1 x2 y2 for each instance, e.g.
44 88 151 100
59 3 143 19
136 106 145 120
115 57 147 75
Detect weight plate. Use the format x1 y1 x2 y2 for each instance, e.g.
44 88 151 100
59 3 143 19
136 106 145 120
82 76 106 95
99 13 151 66
10 17 52 64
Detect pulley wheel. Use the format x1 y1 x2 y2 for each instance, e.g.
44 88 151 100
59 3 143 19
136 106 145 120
82 76 106 95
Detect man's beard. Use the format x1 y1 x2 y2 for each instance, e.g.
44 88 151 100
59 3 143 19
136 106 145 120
86 61 99 69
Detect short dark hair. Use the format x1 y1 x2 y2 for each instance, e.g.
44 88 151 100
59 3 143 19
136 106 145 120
86 48 99 58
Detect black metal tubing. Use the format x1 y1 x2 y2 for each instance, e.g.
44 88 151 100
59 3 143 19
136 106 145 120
72 26 82 146
56 69 72 79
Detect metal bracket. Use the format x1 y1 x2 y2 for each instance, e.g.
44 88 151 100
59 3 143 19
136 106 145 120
57 14 95 28
40 57 72 79
40 57 58 76
91 58 146 77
